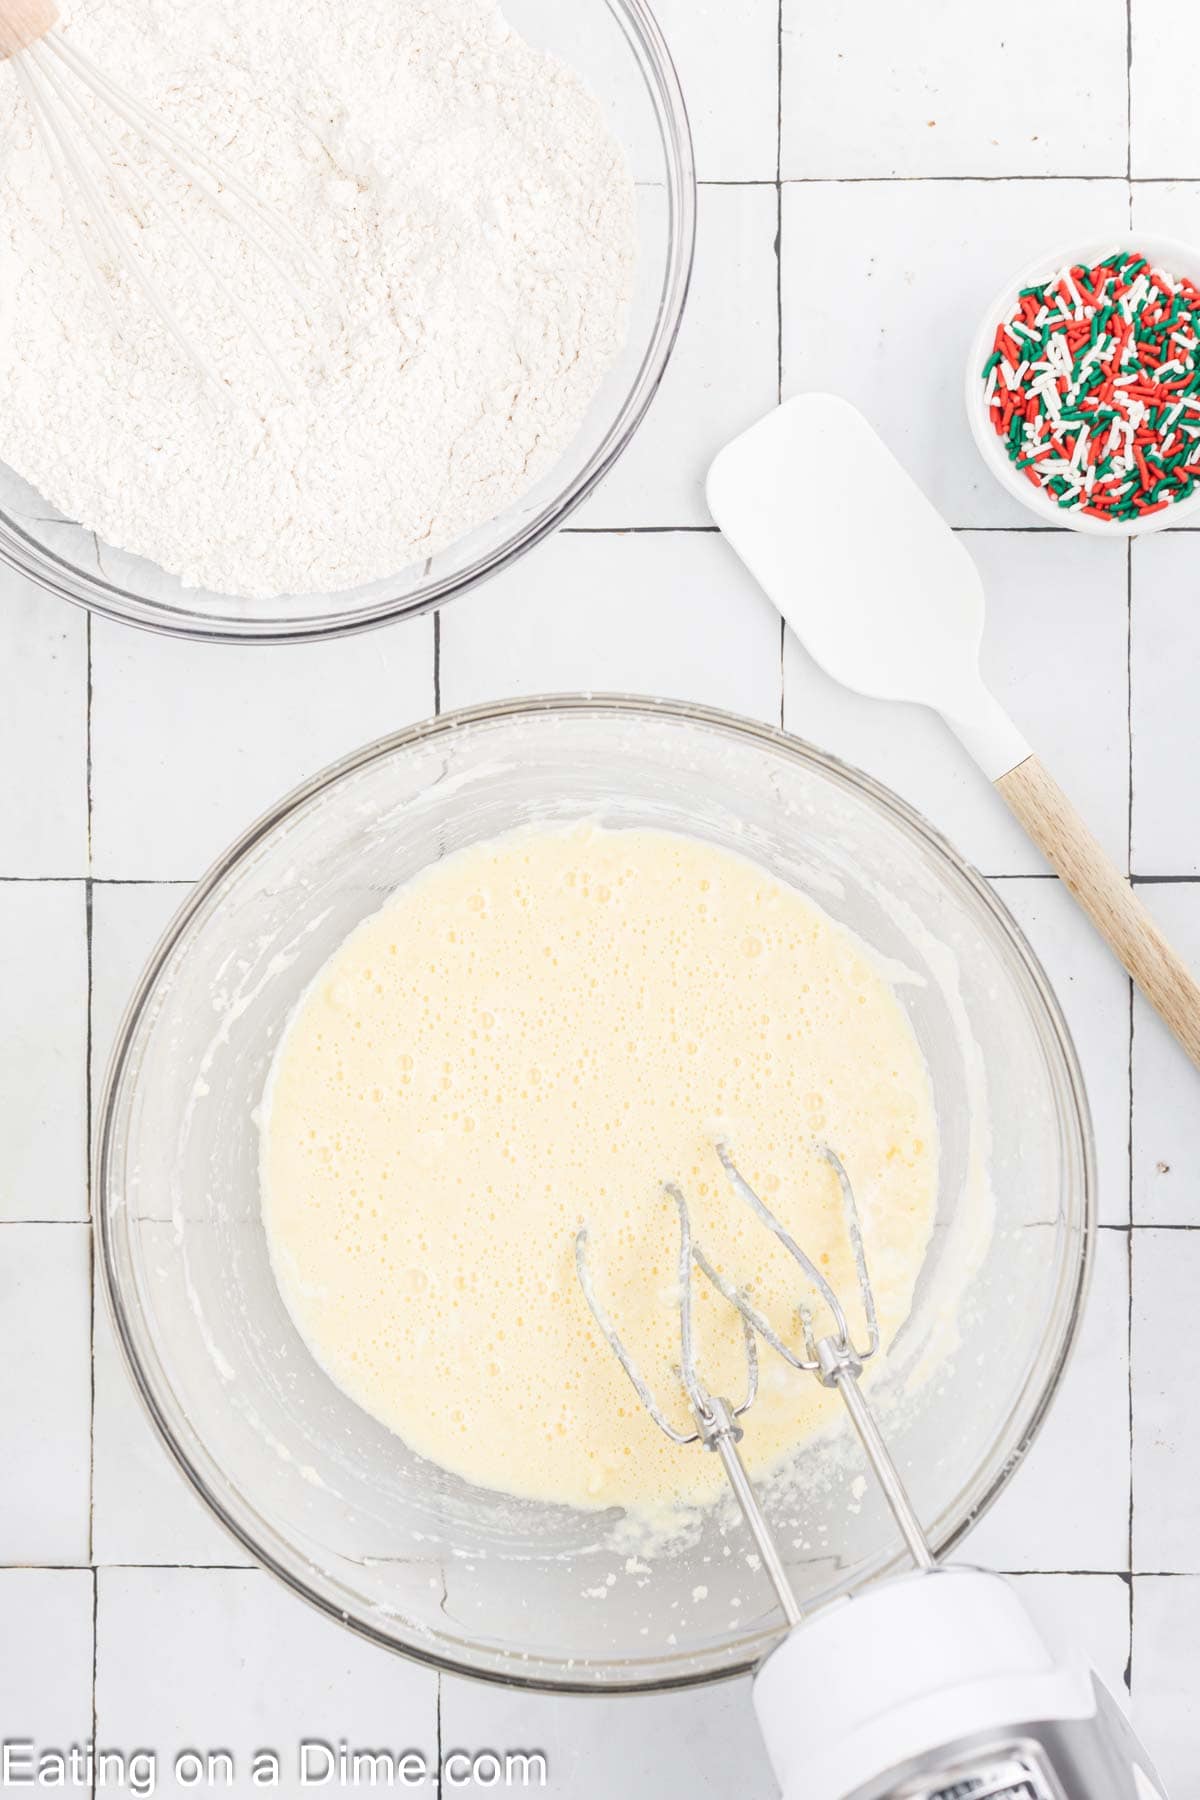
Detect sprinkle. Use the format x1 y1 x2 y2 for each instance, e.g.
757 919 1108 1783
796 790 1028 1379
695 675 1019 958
982 249 1200 521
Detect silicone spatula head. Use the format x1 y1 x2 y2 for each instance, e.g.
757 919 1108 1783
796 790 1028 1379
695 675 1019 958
706 393 1029 779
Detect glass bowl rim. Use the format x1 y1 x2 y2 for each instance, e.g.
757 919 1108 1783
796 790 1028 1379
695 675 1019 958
0 0 697 644
96 693 1096 1694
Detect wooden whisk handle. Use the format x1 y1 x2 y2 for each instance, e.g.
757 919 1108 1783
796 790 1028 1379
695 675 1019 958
0 0 58 59
996 753 1200 1070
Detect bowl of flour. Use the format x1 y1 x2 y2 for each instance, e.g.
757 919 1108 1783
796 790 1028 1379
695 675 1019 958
0 0 693 638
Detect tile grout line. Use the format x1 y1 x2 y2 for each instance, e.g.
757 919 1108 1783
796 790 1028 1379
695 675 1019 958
4 1217 1197 1232
703 174 1200 184
1125 553 1133 878
4 1558 1194 1576
7 870 1197 888
85 604 98 1779
1127 1223 1136 1696
434 1677 443 1800
1126 522 1136 1357
1126 0 1134 186
1125 238 1135 1673
433 460 443 1796
85 611 94 876
1125 530 1134 1228
1126 560 1135 1677
90 1567 98 1800
1126 977 1135 1687
776 0 785 731
779 173 1129 184
85 879 96 1557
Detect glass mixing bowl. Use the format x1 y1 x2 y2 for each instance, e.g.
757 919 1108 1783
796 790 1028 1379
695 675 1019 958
0 1 694 643
97 697 1094 1692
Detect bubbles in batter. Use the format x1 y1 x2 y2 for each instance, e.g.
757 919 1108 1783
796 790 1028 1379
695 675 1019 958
259 823 937 1513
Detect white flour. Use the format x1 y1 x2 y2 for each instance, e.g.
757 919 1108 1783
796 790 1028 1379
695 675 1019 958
0 0 635 598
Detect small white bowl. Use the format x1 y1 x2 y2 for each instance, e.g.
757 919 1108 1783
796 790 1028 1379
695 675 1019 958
966 232 1200 535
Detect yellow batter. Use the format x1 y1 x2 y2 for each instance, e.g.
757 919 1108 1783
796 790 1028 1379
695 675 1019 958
260 824 937 1512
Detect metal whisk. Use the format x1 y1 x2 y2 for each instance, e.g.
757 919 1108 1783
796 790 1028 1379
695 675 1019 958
575 1141 934 1629
1 0 321 393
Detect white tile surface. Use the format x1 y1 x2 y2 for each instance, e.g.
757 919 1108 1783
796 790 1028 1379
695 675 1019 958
1000 878 1131 1225
0 1570 94 1745
1133 1576 1200 1796
1131 178 1200 257
440 529 782 721
90 614 434 881
0 571 87 878
89 882 191 1117
1133 1229 1200 1573
1131 1 1200 177
575 184 779 527
783 0 1128 179
91 1287 250 1569
1010 1573 1132 1705
441 1673 774 1800
0 882 87 1222
0 1224 92 1564
653 0 778 181
1131 535 1200 876
96 1567 437 1797
968 1230 1130 1572
784 530 1129 876
781 179 1130 526
1132 884 1200 1223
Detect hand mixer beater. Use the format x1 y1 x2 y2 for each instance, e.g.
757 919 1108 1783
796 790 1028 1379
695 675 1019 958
577 1144 1166 1800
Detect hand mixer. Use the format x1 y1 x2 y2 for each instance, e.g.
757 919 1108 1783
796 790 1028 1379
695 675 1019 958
577 1145 1166 1800
0 0 320 392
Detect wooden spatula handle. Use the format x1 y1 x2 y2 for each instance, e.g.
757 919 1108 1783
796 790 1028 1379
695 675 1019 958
996 754 1200 1069
0 0 57 59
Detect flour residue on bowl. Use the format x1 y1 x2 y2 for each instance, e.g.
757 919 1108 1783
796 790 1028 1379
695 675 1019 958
258 821 939 1517
0 0 635 598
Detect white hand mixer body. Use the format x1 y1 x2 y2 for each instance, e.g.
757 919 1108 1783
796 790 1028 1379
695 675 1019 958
576 1147 1166 1800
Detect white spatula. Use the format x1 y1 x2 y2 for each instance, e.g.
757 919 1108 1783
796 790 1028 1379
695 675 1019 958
708 391 1200 1071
